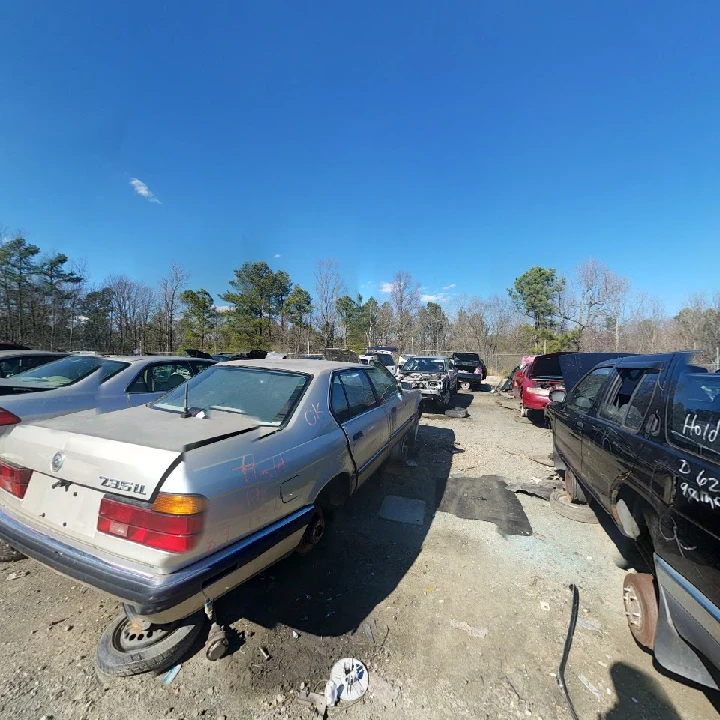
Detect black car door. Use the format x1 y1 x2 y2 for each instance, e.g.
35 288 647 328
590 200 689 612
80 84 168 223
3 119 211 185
582 365 662 504
553 367 614 479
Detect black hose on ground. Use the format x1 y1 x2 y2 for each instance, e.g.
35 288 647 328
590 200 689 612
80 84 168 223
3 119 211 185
558 583 580 720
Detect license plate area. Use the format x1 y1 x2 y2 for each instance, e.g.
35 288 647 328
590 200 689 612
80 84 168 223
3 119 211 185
22 472 103 538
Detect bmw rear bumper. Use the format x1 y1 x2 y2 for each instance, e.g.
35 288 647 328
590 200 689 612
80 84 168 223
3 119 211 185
0 504 314 617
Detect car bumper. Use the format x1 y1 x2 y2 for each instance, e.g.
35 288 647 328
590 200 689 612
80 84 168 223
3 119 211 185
654 554 720 689
0 503 314 617
522 393 552 411
456 372 483 385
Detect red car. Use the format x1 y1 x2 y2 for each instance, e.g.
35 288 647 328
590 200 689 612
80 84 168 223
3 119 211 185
513 352 569 418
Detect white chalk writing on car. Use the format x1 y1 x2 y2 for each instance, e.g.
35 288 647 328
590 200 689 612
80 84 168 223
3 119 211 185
682 413 720 447
678 459 691 475
680 482 720 509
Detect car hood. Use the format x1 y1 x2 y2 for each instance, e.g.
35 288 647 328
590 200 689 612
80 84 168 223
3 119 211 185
558 353 635 392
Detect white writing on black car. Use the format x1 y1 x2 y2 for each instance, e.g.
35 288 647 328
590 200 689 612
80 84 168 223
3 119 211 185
682 413 720 447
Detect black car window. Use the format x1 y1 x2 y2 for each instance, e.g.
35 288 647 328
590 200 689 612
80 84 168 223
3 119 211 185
566 367 613 413
599 368 648 426
334 370 378 423
624 372 658 432
366 365 399 402
330 374 351 421
668 369 720 460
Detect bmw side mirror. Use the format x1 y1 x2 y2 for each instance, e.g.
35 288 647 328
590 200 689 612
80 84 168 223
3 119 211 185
549 389 566 403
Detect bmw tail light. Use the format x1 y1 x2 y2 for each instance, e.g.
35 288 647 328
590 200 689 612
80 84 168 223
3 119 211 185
97 493 207 553
0 409 21 426
0 459 33 499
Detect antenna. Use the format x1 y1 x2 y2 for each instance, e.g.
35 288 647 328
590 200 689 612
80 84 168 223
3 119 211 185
180 383 191 418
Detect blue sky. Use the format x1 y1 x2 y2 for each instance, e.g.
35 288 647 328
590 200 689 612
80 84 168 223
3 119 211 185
1 1 718 314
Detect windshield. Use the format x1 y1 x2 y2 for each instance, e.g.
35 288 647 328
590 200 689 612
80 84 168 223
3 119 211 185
152 366 309 425
403 358 447 373
454 353 480 362
9 356 128 388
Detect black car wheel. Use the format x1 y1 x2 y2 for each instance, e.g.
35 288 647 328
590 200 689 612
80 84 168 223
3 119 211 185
296 505 326 555
623 573 658 650
96 612 206 680
564 467 587 504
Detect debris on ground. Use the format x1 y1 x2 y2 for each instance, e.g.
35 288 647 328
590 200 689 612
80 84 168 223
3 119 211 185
364 623 374 644
292 630 299 639
577 618 603 634
445 407 469 418
540 601 550 612
260 646 271 660
161 664 182 686
579 674 603 703
449 619 488 639
325 679 338 707
297 688 327 716
377 495 425 525
507 474 561 501
6 570 29 581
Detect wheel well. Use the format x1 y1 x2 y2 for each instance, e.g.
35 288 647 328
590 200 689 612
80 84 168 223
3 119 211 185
614 485 656 571
316 473 353 510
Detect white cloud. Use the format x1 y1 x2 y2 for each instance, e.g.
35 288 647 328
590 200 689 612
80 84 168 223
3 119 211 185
380 281 395 294
274 253 281 258
442 283 456 290
214 305 232 313
421 293 449 304
129 178 161 204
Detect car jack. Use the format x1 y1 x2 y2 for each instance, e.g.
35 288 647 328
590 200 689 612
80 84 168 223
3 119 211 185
204 600 230 661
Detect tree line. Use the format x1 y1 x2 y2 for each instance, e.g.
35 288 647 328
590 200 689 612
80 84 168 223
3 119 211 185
0 228 717 370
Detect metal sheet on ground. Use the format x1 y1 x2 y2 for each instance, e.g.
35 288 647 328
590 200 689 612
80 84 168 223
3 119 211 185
377 495 426 525
439 475 533 536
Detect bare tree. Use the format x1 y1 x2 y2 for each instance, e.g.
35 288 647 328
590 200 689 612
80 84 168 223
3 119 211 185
563 259 630 348
313 259 345 348
159 262 190 353
389 270 420 352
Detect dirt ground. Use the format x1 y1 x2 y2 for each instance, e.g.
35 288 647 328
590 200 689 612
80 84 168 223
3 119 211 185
1 381 719 720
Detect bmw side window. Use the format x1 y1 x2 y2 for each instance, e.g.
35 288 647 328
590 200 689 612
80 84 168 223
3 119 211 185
566 367 613 413
336 370 378 421
330 374 351 423
366 365 399 402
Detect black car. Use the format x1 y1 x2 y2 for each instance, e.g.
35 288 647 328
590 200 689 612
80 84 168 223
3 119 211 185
546 352 720 689
451 352 487 389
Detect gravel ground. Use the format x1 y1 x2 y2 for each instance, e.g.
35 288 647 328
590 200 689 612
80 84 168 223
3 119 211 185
1 381 719 719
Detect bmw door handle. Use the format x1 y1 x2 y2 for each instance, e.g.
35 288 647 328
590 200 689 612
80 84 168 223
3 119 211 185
353 430 363 441
577 421 583 430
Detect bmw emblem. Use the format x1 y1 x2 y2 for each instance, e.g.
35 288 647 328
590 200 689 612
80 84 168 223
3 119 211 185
51 452 65 473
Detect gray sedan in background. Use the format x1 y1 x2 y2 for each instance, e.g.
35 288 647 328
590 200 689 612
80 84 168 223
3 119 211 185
0 354 215 425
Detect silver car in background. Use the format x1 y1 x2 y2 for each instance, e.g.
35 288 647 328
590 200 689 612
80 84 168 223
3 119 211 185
0 354 215 425
0 359 420 677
